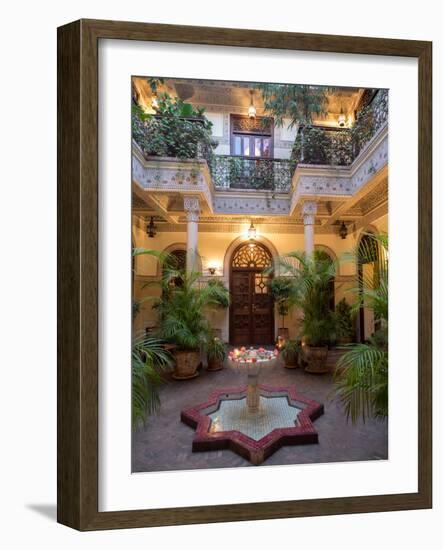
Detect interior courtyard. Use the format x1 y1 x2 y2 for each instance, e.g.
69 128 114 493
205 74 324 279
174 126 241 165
131 77 389 471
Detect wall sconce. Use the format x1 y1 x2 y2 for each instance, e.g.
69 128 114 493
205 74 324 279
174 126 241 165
146 216 157 238
207 261 220 276
338 106 346 128
248 89 256 119
248 220 257 240
338 221 348 239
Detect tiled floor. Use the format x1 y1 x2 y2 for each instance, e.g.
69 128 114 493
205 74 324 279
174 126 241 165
132 359 388 472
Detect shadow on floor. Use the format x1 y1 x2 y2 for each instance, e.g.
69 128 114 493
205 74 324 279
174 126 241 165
26 503 57 522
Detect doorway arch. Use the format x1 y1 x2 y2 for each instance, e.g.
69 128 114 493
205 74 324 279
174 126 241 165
229 241 275 345
357 232 380 341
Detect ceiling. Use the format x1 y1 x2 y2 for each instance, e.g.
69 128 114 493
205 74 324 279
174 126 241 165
132 77 366 127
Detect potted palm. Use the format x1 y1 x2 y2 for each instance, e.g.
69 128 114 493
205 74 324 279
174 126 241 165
332 233 388 422
268 276 294 340
280 339 301 369
206 279 230 340
335 298 354 344
156 270 230 380
278 250 337 374
206 336 227 371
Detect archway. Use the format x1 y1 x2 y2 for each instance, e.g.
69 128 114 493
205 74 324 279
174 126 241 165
357 233 380 341
229 241 274 345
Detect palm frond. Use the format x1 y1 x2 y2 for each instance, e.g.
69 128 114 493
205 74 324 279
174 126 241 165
132 333 173 429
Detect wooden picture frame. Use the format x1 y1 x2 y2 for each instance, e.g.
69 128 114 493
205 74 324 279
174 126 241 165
57 19 432 530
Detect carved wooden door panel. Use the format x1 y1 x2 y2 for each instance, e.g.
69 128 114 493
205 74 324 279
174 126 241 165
230 271 252 345
251 272 273 344
230 242 274 345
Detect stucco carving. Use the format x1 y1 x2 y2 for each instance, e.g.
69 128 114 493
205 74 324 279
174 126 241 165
302 201 317 225
213 196 290 215
183 196 200 222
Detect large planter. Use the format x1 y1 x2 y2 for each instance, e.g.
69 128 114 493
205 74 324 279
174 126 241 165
172 350 200 380
207 357 224 372
304 345 329 374
283 352 299 369
277 327 290 340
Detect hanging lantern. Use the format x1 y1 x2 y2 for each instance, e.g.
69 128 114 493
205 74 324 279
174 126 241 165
248 89 256 119
338 221 348 239
248 220 257 240
147 216 157 238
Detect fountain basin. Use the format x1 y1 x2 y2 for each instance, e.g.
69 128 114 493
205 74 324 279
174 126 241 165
181 385 324 465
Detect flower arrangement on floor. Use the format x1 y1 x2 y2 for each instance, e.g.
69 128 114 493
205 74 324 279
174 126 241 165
228 346 278 365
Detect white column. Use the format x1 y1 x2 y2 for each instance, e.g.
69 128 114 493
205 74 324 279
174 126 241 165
183 196 200 274
302 201 317 257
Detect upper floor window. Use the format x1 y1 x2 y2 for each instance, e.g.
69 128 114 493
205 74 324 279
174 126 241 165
230 115 274 159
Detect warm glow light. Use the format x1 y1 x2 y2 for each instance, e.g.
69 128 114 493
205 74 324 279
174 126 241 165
142 104 155 115
151 95 159 110
248 221 257 240
338 106 346 127
248 89 256 119
207 260 220 275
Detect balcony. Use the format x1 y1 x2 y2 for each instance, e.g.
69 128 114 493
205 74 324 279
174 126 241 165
132 89 388 198
209 156 295 193
292 89 388 167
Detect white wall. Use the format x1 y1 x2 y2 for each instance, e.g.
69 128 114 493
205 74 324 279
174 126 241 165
1 1 441 549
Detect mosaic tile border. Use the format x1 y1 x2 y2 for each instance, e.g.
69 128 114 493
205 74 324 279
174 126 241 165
181 385 324 465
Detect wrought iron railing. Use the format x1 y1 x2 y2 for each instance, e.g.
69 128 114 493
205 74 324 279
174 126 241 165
209 155 295 192
292 89 388 167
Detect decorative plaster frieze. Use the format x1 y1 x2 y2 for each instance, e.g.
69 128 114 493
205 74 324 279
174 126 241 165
213 196 291 216
351 128 388 191
290 124 388 214
132 151 214 212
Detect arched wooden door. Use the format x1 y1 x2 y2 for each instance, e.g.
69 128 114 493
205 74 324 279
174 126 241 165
229 242 274 345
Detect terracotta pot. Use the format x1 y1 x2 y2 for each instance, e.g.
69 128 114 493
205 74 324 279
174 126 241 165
207 357 224 372
304 345 329 374
172 350 200 380
283 354 299 369
212 328 222 340
277 328 290 340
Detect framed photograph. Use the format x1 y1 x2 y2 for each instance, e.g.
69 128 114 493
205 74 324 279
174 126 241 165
57 19 432 530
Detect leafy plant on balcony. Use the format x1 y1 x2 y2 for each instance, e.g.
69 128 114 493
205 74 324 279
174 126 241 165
132 92 216 160
209 155 295 192
256 83 332 127
350 90 388 156
292 127 353 166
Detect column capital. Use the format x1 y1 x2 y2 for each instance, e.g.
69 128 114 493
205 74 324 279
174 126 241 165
183 196 200 222
302 201 317 225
